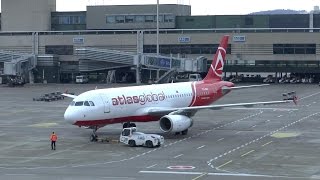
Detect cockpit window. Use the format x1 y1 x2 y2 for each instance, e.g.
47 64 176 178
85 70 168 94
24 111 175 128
75 101 84 106
89 101 95 106
70 101 75 106
84 101 90 106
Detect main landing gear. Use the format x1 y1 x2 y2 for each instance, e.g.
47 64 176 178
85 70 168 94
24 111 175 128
175 129 188 135
122 122 136 129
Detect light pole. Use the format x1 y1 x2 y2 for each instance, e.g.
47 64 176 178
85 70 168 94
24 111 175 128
156 0 159 56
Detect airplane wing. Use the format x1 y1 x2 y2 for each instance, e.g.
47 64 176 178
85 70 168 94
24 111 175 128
147 100 294 116
61 93 77 99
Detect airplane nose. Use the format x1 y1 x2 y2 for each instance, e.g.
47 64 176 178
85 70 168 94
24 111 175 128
64 108 77 124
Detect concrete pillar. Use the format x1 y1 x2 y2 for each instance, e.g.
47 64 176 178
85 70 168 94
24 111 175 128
135 65 141 85
156 70 160 80
310 13 314 32
29 71 34 84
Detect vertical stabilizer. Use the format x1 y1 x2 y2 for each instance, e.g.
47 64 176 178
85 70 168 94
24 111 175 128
203 35 229 82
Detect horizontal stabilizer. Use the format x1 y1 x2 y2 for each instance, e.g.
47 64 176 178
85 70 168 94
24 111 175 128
230 84 270 90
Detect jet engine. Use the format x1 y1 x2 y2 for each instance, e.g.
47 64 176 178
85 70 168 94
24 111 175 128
159 115 193 133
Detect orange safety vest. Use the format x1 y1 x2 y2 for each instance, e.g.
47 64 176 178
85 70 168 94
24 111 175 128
50 134 57 141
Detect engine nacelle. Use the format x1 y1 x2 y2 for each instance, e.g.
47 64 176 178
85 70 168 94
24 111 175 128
159 115 193 133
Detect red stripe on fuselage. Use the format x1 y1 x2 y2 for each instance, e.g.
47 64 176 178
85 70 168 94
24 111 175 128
188 82 196 107
74 115 161 127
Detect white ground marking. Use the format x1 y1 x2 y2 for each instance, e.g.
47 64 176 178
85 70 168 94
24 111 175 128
207 91 320 170
0 111 262 170
217 138 224 141
208 112 320 170
101 177 136 179
146 164 158 169
139 170 316 179
197 145 206 149
174 154 184 158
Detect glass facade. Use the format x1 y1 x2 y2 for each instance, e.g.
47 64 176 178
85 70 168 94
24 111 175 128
51 12 86 31
144 44 231 55
106 14 175 24
269 14 309 28
45 45 74 55
273 44 316 54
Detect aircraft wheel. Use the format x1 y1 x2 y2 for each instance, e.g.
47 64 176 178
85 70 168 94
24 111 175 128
123 122 129 129
129 140 136 147
181 129 188 135
146 140 153 148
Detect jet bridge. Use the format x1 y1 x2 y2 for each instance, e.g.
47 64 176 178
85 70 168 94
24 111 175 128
0 50 36 83
75 47 207 83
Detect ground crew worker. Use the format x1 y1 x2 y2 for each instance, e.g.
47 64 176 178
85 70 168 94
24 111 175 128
50 132 58 150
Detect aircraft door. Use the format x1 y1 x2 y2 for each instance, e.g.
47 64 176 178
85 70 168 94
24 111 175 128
99 94 110 113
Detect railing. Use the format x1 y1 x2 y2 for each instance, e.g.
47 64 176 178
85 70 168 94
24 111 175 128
0 28 320 36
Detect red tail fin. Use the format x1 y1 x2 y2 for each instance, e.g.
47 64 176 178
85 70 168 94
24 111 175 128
203 35 229 82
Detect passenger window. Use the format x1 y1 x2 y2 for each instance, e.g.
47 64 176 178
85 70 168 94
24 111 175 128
84 101 90 106
89 101 95 106
75 101 84 106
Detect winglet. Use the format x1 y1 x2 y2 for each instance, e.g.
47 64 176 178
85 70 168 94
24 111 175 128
62 89 77 99
282 91 298 105
62 93 77 99
203 35 229 82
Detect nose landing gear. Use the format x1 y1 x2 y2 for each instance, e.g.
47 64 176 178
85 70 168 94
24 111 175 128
122 122 136 129
90 127 98 142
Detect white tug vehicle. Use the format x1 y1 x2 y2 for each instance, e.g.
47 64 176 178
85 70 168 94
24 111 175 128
120 127 164 148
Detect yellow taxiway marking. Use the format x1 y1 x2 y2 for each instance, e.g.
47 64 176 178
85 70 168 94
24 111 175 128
217 160 233 169
261 141 273 147
241 150 255 157
28 123 58 128
192 173 208 180
271 132 300 138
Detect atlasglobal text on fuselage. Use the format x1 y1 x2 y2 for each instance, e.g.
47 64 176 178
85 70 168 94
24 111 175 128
112 92 166 106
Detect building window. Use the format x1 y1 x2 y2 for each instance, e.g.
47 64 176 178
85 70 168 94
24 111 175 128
186 18 194 22
59 16 70 24
57 15 85 25
273 44 316 54
164 15 174 22
156 15 164 22
125 15 134 23
115 16 125 23
136 15 145 23
45 45 74 55
244 17 253 26
145 15 155 22
106 16 115 23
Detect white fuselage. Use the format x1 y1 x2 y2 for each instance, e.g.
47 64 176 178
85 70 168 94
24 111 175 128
64 82 196 126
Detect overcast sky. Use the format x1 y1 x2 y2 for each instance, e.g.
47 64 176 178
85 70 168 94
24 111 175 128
0 0 318 15
55 0 318 15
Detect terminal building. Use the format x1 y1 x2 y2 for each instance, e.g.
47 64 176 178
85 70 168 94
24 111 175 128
0 0 320 83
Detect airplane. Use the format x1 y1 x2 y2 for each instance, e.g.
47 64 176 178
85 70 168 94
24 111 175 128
63 35 297 141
